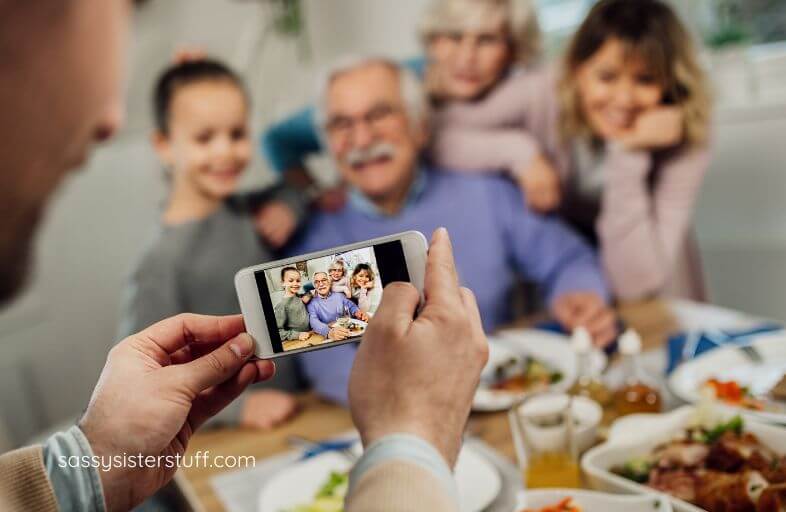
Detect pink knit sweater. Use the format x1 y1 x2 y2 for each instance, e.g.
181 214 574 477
430 67 711 301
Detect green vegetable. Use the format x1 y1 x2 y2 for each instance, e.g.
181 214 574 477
283 472 348 512
549 371 564 384
615 457 653 483
316 472 348 499
699 415 744 444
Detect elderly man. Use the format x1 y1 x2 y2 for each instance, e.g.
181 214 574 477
308 271 368 340
0 2 487 511
289 56 619 404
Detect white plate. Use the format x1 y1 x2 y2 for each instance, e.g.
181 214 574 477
581 406 786 512
473 330 607 412
669 331 786 424
518 488 672 512
258 442 502 512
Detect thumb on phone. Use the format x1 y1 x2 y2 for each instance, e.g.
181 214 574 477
178 333 255 393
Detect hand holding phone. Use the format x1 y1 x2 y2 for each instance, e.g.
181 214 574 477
236 231 427 358
348 228 489 467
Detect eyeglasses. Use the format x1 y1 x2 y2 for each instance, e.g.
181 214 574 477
324 103 401 139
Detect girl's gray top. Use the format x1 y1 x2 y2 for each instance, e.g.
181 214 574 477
118 185 307 424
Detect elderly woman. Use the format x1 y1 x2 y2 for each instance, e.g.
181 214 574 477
259 0 560 210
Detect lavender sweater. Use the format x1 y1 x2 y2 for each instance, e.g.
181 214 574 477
288 168 609 404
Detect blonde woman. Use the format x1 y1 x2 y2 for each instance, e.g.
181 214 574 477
552 0 712 301
259 0 561 211
351 263 382 314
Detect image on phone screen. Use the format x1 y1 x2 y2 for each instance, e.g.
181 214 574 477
254 240 410 353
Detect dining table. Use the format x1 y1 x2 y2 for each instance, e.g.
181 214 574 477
175 298 752 512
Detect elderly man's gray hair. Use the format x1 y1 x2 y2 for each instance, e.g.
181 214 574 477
312 271 329 281
314 56 429 138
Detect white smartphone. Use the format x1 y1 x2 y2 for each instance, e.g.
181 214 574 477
235 230 428 359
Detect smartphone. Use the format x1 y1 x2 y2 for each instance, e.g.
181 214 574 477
235 230 428 359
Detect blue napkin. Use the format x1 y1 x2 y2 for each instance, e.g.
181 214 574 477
666 324 784 374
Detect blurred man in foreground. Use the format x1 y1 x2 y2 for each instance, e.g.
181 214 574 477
0 1 486 511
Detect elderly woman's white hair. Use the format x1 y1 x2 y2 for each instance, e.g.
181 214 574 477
314 55 430 139
419 0 541 65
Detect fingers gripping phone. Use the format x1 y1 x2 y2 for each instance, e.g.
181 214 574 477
235 231 428 359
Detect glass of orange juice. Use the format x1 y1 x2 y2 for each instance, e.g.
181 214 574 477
508 392 582 489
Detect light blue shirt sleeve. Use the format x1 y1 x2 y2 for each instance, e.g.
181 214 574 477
349 434 458 504
42 425 106 512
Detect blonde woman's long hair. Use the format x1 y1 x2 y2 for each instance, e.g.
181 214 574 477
559 0 711 147
419 0 542 66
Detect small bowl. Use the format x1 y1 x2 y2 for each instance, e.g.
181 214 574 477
511 393 602 455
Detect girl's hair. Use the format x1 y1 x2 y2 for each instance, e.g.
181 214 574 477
558 0 711 146
280 266 300 281
351 264 376 289
153 58 247 135
419 0 541 66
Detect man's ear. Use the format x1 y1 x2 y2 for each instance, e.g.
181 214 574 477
151 131 174 166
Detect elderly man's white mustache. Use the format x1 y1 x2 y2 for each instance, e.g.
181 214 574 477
344 142 396 168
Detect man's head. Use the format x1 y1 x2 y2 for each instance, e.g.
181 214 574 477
316 57 429 214
312 271 332 298
0 0 132 303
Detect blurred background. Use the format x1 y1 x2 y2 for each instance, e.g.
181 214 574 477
0 0 784 449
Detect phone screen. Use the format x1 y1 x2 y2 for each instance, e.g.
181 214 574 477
254 240 410 353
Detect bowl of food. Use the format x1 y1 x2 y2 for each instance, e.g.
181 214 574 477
473 333 606 412
582 405 786 512
669 332 786 424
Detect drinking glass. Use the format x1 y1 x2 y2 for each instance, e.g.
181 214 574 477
508 392 581 489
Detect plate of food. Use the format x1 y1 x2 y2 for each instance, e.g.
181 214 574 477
517 488 672 512
330 317 367 337
473 331 607 411
582 405 786 512
669 332 786 424
258 441 501 512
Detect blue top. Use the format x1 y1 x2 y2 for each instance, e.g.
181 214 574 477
260 57 427 173
307 291 361 336
288 168 610 404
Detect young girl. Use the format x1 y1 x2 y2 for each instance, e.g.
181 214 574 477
275 266 313 344
351 263 381 315
328 259 352 298
120 58 304 430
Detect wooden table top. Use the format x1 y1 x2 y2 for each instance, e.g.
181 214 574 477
180 299 676 512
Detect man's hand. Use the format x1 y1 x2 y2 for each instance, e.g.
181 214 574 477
354 311 369 322
328 326 351 340
349 228 489 467
298 331 311 341
240 390 299 430
78 314 275 512
255 200 298 249
516 154 561 213
618 106 683 151
552 292 618 348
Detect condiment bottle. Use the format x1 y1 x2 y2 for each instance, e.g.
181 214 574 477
568 327 612 408
613 329 662 416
